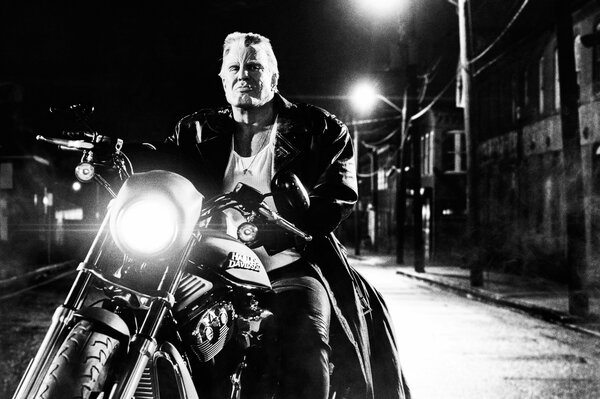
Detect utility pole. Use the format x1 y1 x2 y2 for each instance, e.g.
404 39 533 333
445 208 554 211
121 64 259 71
353 120 361 256
401 0 425 272
458 0 482 286
396 139 408 264
409 69 425 273
371 148 379 251
555 0 589 316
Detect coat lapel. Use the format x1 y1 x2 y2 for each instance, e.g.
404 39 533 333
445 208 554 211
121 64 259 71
194 113 234 194
272 95 306 174
193 94 309 191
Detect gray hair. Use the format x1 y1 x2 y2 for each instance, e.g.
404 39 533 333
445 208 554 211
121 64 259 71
219 32 279 86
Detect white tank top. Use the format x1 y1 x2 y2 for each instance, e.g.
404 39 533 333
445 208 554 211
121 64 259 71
222 116 301 272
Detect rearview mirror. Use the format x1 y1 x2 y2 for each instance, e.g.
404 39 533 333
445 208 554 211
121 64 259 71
271 172 310 212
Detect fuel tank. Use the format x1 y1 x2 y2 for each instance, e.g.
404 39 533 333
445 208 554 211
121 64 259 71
192 230 271 291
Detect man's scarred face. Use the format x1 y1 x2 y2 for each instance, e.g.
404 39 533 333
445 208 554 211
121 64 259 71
220 44 277 109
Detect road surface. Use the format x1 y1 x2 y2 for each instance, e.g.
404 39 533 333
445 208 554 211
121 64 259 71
357 263 600 399
1 263 599 398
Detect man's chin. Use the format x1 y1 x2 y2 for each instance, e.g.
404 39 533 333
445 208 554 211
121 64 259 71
229 94 256 108
227 93 274 109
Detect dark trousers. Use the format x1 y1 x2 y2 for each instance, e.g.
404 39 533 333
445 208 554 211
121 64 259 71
267 260 332 399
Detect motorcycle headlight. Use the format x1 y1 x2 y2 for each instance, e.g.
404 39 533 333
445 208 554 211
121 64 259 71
112 196 179 258
108 171 205 261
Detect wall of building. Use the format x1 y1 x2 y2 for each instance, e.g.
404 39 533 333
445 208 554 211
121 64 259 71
473 2 600 284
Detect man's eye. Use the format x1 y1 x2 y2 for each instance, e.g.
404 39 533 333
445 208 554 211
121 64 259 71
228 66 239 72
249 65 263 71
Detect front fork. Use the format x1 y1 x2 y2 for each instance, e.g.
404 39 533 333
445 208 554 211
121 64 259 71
12 212 111 399
107 236 198 399
13 210 199 399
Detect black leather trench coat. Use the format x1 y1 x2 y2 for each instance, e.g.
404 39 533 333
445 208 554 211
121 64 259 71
165 93 411 399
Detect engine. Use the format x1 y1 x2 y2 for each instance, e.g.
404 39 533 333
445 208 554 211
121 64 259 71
183 301 236 362
175 271 274 364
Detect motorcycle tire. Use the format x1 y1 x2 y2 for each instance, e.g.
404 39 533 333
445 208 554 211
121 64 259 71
35 320 120 399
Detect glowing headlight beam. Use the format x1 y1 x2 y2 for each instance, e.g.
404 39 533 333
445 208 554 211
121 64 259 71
115 197 179 257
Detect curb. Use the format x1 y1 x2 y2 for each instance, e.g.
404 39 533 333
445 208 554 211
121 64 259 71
0 260 77 292
395 268 600 339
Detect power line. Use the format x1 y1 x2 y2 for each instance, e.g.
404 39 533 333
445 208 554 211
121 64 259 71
468 0 531 65
363 127 401 147
473 45 513 77
410 75 456 122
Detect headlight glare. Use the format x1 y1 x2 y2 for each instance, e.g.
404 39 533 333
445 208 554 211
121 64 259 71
114 196 178 258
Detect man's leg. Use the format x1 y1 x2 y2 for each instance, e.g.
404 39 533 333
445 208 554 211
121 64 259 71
271 270 331 399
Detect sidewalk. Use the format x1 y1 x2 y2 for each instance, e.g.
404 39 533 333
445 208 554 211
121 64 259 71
347 253 600 338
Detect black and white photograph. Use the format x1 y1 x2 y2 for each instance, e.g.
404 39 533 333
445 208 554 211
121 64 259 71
0 1 599 398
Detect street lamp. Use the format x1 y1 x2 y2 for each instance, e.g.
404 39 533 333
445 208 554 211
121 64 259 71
350 80 404 115
349 0 426 272
354 0 408 17
349 81 414 263
350 81 379 114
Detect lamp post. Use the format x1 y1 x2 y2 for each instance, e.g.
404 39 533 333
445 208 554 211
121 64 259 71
352 116 361 256
456 0 482 286
350 82 379 255
351 0 427 272
350 81 425 268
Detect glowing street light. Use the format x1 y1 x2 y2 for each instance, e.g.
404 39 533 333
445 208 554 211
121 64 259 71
349 80 405 255
353 0 425 271
350 81 379 114
355 0 408 17
72 181 82 192
350 81 404 115
349 78 416 267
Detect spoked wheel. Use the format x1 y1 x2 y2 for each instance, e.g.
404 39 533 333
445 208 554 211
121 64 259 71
35 320 120 399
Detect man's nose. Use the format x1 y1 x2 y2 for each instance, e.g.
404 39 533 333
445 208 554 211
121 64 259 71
236 67 249 79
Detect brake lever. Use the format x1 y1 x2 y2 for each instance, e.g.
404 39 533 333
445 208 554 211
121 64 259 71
36 135 94 150
257 204 312 242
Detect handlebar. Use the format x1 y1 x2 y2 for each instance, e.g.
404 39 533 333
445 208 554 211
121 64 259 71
203 192 313 242
35 133 119 152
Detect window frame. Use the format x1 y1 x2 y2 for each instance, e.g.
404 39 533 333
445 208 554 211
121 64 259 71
442 130 466 174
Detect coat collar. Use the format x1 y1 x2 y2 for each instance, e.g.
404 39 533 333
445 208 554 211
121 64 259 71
196 93 305 186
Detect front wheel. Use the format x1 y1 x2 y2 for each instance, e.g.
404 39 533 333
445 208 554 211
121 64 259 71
35 320 121 399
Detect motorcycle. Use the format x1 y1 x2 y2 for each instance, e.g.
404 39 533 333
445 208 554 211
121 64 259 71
12 105 315 399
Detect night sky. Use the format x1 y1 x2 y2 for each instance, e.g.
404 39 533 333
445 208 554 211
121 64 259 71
1 1 402 143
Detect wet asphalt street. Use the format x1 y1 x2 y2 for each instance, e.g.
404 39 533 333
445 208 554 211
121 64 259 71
1 263 599 398
357 263 600 399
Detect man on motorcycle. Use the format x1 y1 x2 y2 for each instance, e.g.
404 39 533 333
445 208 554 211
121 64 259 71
170 32 410 399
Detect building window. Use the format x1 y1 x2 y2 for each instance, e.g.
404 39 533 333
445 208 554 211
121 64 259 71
574 34 582 97
0 198 6 241
421 131 434 176
554 48 560 111
593 21 600 94
539 55 545 115
0 163 13 189
442 130 466 173
377 168 388 190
